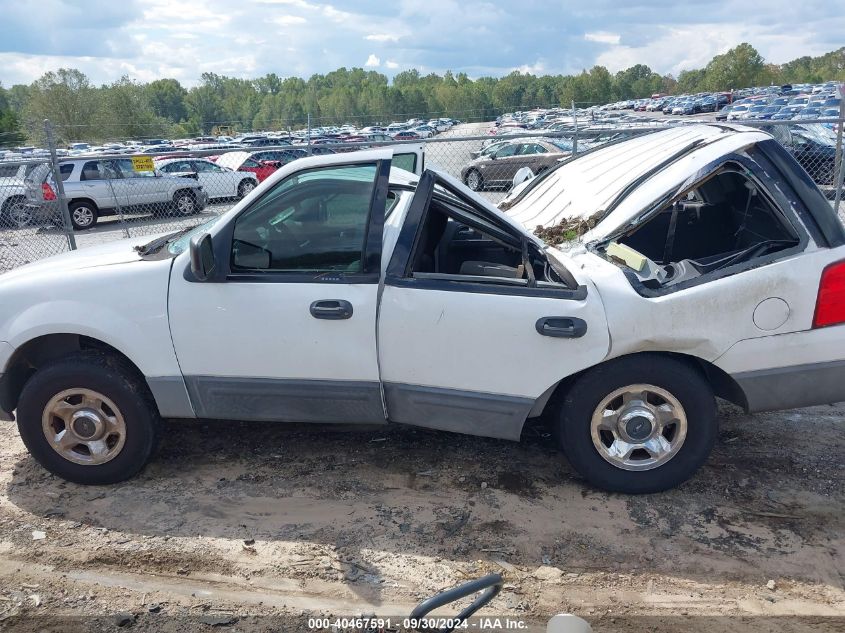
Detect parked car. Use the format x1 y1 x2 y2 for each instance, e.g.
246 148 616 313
771 105 803 120
392 131 422 141
767 123 838 186
155 158 259 200
213 151 280 183
461 139 571 191
2 127 845 495
23 158 208 230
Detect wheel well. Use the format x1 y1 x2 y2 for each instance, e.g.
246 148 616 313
537 351 749 418
68 198 99 211
173 188 197 201
0 334 150 415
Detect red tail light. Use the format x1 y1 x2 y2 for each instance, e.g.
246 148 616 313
813 260 845 328
41 182 56 201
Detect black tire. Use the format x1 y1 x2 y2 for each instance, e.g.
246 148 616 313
16 352 160 485
464 169 483 191
557 354 717 494
1 196 31 229
68 200 98 230
237 179 256 199
172 190 198 216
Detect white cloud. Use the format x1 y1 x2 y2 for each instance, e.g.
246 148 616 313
273 15 307 25
385 60 399 69
584 31 621 45
366 34 400 42
365 54 380 67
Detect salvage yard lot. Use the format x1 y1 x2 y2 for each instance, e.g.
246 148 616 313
0 402 842 632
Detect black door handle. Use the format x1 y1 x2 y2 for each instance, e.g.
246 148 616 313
310 300 353 320
536 316 587 338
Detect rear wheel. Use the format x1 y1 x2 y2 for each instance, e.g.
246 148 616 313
173 191 197 216
557 354 717 493
465 169 483 191
68 201 98 230
16 353 160 485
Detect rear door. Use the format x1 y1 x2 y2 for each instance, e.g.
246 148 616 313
78 160 120 209
377 170 610 440
191 159 233 198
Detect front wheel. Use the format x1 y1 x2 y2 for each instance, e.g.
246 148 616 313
465 169 483 191
557 354 717 493
16 353 160 485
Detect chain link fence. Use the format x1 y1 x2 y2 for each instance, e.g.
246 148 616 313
1 117 843 273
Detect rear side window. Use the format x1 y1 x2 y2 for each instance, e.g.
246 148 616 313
0 165 19 178
393 152 418 174
59 164 74 181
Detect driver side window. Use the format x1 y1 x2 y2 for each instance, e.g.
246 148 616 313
230 164 379 273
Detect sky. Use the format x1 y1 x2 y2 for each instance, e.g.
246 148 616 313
0 0 842 87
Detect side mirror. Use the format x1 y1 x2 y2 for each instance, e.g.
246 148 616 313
189 232 216 281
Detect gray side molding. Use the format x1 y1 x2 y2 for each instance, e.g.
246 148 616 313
184 376 386 423
733 360 845 413
384 382 533 441
146 376 196 419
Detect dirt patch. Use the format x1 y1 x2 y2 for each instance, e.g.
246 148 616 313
0 402 842 631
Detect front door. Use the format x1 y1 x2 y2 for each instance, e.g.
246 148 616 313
167 150 392 423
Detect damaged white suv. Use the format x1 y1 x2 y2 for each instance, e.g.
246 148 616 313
1 125 844 493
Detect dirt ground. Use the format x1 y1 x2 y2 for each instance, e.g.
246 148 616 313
0 400 842 632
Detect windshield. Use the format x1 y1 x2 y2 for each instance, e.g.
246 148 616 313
166 217 222 255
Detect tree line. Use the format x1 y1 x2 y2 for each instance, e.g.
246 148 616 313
0 43 842 146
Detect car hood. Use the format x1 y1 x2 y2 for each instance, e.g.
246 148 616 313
498 124 770 244
0 233 170 284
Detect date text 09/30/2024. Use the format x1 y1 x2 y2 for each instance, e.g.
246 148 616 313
307 617 532 630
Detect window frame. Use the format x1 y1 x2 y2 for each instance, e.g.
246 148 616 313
385 169 586 300
200 158 391 285
599 150 814 298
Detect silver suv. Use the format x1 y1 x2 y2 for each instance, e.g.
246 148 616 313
25 158 209 230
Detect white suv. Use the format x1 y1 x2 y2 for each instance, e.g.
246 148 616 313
1 127 844 493
25 158 209 230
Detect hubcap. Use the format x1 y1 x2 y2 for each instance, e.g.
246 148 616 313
41 388 126 465
467 171 480 189
241 182 254 195
73 207 94 226
177 196 194 215
590 384 687 471
8 203 31 228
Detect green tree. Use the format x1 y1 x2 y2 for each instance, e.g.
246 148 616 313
25 68 97 143
702 43 765 91
145 78 187 122
0 84 25 147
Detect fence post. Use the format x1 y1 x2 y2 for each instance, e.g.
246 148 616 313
571 101 578 155
306 112 312 156
43 119 77 250
833 89 844 217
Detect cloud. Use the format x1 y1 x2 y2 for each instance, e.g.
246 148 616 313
366 34 400 42
273 15 307 25
584 32 621 45
0 0 841 87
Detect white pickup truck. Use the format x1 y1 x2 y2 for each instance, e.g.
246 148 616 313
1 124 844 493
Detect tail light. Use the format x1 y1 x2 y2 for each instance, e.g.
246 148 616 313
41 182 56 201
813 260 845 328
